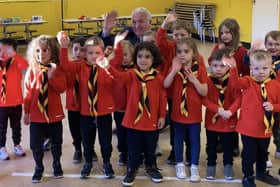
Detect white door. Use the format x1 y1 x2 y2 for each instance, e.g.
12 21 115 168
252 0 279 41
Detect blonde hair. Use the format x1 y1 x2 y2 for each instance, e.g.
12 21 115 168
26 35 59 69
172 20 192 34
120 40 134 55
84 36 104 50
249 49 272 66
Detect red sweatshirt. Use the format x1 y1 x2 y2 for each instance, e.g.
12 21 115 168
169 62 208 124
0 54 28 107
230 68 280 138
60 48 115 116
108 66 167 131
203 74 241 132
65 62 81 112
23 67 66 123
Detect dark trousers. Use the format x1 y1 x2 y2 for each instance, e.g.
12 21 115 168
30 121 63 169
80 114 112 164
241 135 270 177
173 122 201 165
0 105 22 147
68 110 82 151
127 128 159 170
113 111 127 154
167 99 191 161
206 130 234 166
273 113 280 152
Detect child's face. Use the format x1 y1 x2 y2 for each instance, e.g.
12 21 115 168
173 28 191 42
143 35 157 46
122 46 133 65
250 59 272 82
136 49 153 72
220 26 233 44
72 43 85 61
35 43 51 64
176 43 194 64
265 36 280 56
86 45 104 65
210 59 229 79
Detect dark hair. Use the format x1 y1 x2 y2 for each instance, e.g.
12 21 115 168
218 18 240 51
264 30 280 44
132 41 163 68
72 36 86 47
208 48 230 64
0 38 17 50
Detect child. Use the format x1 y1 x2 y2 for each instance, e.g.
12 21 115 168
66 36 98 163
227 50 280 187
57 32 116 179
102 41 166 186
163 38 208 182
264 31 280 159
23 35 66 183
0 38 28 160
209 18 249 156
157 12 205 165
203 48 241 180
111 39 134 166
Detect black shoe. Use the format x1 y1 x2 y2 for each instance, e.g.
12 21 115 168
166 150 176 165
145 167 163 183
256 171 280 185
216 142 223 153
92 149 98 161
242 176 256 187
103 163 115 179
233 147 240 157
53 161 63 178
122 168 136 186
80 162 92 179
43 139 51 151
73 150 82 163
32 166 44 183
118 153 127 166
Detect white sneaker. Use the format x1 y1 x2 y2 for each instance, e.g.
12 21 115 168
266 160 273 168
175 163 186 179
0 147 10 160
190 164 200 182
13 145 26 157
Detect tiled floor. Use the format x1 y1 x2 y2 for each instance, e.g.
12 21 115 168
1 40 279 187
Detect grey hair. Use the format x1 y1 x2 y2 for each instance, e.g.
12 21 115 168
131 7 152 21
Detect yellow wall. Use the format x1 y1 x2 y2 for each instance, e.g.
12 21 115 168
0 0 174 38
177 0 252 42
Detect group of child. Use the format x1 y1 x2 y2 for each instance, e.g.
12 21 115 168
0 7 280 187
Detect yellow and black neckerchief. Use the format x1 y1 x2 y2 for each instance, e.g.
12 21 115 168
88 65 98 116
177 61 199 117
270 60 280 79
38 63 51 123
255 78 274 134
134 68 157 124
0 58 13 103
73 74 80 104
209 72 230 123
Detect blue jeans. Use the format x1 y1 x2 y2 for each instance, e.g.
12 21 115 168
174 122 201 165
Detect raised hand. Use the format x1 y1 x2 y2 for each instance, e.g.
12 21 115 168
171 56 183 73
47 62 57 79
56 31 70 48
103 10 118 35
96 56 109 69
114 30 128 48
161 12 178 28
